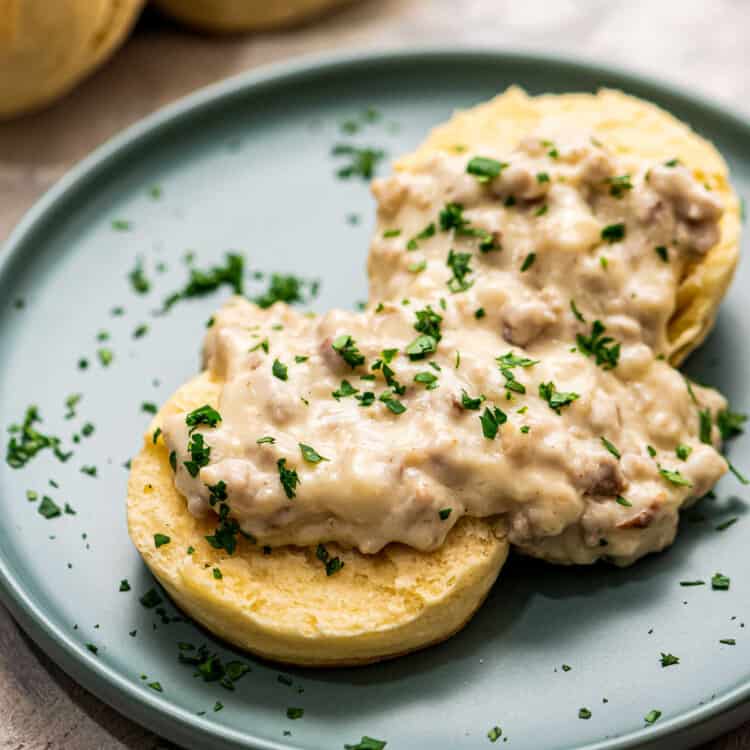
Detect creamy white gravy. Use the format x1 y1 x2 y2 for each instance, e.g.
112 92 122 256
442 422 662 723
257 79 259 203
162 134 729 565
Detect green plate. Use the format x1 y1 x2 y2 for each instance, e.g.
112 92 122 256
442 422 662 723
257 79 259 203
1 50 749 750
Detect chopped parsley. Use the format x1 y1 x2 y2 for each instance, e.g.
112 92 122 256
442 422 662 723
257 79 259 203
38 496 61 519
539 382 579 414
658 466 692 488
475 307 486 319
6 406 70 468
119 579 131 592
154 533 171 548
277 458 300 499
480 406 507 439
184 433 210 477
576 320 620 369
186 405 222 431
141 402 157 415
446 249 473 293
64 393 81 419
439 508 452 521
254 273 319 309
332 380 358 400
699 409 712 444
720 638 736 646
716 517 738 531
162 253 244 311
405 334 437 360
332 335 365 369
408 259 426 273
286 707 304 720
213 567 223 580
344 738 387 750
616 496 632 507
438 202 498 251
660 653 679 667
128 258 151 294
316 544 344 576
711 572 730 590
299 443 328 463
644 710 662 725
139 587 163 608
414 371 439 389
601 223 626 243
534 204 548 217
177 642 251 691
679 580 705 587
379 392 406 415
356 391 375 406
520 253 536 272
383 229 401 238
97 348 114 367
466 156 506 182
655 245 669 262
717 408 746 440
578 708 592 720
460 390 485 410
133 323 149 339
272 359 288 381
570 299 585 322
332 144 385 179
406 222 436 251
601 437 621 459
112 219 132 231
205 504 243 556
536 172 550 184
487 726 502 742
676 444 692 460
729 462 750 485
414 305 443 342
607 174 633 198
250 338 269 354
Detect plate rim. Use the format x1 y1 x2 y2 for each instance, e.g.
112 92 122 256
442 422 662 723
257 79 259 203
1 45 749 750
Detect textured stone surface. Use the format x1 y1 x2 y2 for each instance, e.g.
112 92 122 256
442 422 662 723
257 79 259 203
0 1 748 747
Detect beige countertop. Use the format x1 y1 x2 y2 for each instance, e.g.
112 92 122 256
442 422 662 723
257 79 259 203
1 1 748 747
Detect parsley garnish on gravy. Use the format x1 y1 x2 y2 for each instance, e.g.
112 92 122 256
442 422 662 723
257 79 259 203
332 335 365 369
539 382 579 414
186 405 222 431
466 156 506 182
277 459 300 499
576 320 621 369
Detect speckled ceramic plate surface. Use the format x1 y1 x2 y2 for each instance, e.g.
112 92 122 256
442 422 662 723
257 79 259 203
1 50 749 750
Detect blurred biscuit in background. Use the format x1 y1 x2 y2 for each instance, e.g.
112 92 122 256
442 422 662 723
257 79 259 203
153 0 354 32
0 0 145 119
